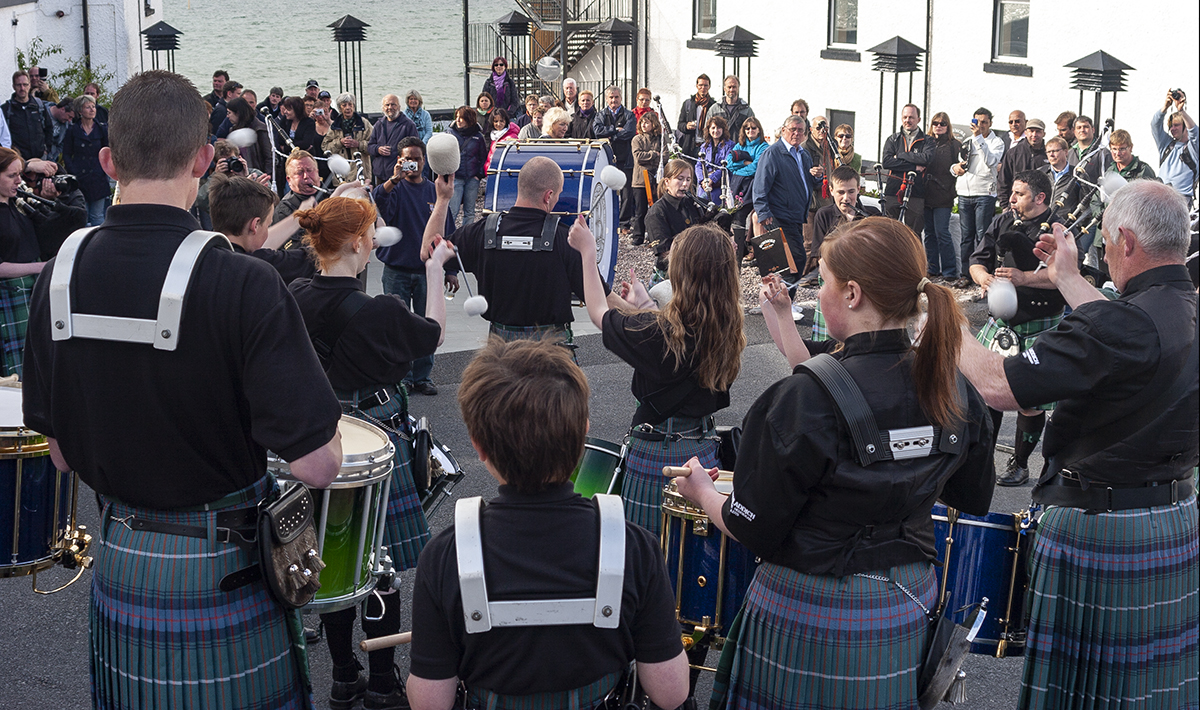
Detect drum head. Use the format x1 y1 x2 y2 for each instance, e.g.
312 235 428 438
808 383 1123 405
0 385 25 435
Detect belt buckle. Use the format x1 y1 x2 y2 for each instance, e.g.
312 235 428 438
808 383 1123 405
1060 468 1080 482
1105 486 1114 513
112 513 135 531
374 388 391 408
1171 478 1179 505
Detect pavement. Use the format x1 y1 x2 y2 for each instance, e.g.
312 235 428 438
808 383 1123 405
0 249 1038 709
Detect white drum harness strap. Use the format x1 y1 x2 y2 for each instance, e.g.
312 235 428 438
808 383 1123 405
48 227 232 349
454 493 626 634
482 212 560 252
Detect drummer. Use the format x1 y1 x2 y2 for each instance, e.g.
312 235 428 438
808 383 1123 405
420 155 622 356
569 220 744 534
288 195 455 709
674 217 995 708
21 70 344 708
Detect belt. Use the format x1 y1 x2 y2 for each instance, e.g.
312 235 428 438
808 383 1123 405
107 507 259 550
1034 476 1194 513
356 384 403 411
628 414 716 442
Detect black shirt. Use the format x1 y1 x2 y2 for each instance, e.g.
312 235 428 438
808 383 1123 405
0 200 42 263
601 310 730 424
970 208 1066 324
272 190 312 249
288 274 441 391
1005 265 1198 486
811 202 881 255
449 206 609 327
723 330 995 577
410 483 683 692
644 194 702 258
231 241 316 285
21 204 341 508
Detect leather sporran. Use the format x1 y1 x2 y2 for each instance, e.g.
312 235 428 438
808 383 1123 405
258 484 324 609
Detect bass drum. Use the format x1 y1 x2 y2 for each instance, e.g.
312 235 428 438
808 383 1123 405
485 139 620 286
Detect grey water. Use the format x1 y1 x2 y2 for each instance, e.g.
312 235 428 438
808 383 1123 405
164 0 514 110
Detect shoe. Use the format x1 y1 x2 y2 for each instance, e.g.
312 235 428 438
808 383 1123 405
330 671 368 710
952 277 973 290
791 303 804 322
630 234 644 246
413 381 438 396
365 665 411 710
997 455 1029 487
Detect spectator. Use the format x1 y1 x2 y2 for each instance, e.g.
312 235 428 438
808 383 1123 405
271 150 321 248
260 86 283 122
1042 136 1074 217
1151 89 1198 203
592 86 637 232
482 56 520 116
831 123 862 173
1106 129 1157 180
631 88 654 123
1070 115 1099 165
304 79 320 101
726 116 768 260
0 108 8 149
47 98 75 163
753 114 820 289
0 147 48 376
951 107 1005 287
213 81 242 135
62 95 111 226
569 90 596 139
880 103 934 235
712 75 755 138
203 70 228 108
82 83 109 124
1004 109 1027 150
225 97 273 174
240 89 258 113
801 117 837 277
323 93 374 169
368 94 418 184
997 118 1048 206
445 106 488 226
475 92 495 126
677 74 716 158
22 164 87 260
27 67 59 105
2 71 54 160
696 115 733 202
790 99 809 121
515 94 539 128
275 96 321 181
922 111 961 281
562 77 579 117
631 111 662 245
517 106 546 140
486 108 520 169
542 107 571 139
1054 110 1077 150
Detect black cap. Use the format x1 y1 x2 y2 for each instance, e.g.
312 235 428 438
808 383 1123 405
317 90 331 99
305 79 320 88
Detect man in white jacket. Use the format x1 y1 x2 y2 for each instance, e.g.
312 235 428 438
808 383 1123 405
950 107 1005 288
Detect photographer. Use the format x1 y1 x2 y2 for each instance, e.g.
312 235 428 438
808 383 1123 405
21 169 86 259
1151 89 1198 204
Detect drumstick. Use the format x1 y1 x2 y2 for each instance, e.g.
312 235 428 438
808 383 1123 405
662 466 734 477
359 631 412 651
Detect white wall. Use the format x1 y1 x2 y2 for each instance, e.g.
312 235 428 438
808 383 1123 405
643 0 1200 169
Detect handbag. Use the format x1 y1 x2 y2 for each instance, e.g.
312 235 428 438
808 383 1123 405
257 483 325 609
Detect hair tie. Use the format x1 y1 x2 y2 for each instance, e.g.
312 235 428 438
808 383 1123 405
917 277 931 294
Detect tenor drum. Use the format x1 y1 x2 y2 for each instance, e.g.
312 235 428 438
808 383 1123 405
0 385 84 580
661 474 758 638
570 437 625 498
269 415 394 613
485 139 620 285
931 503 1035 657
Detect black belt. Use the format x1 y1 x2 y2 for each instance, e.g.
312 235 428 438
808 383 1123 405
356 384 403 411
628 415 716 442
107 507 259 549
1035 476 1194 513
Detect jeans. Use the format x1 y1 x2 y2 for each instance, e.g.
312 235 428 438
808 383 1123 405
450 176 480 226
86 197 110 227
957 195 995 276
381 266 434 385
923 206 956 278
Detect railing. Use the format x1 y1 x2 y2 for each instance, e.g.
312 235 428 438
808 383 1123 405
514 0 633 25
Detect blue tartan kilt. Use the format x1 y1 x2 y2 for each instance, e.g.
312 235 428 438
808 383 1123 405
620 426 720 535
715 561 935 710
1018 495 1199 710
92 476 310 710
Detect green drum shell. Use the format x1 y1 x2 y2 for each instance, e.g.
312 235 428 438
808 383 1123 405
570 437 624 498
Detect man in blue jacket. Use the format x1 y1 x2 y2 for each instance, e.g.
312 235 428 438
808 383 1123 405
592 86 637 232
1151 89 1198 205
753 115 819 285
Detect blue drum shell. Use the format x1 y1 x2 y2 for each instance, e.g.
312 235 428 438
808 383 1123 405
0 454 72 573
662 500 757 636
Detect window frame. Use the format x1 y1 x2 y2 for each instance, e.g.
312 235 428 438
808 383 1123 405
992 0 1030 60
693 0 717 37
827 0 859 47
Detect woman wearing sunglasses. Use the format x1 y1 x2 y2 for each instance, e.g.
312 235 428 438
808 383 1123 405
482 57 520 116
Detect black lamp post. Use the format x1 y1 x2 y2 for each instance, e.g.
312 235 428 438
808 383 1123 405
867 36 925 162
329 15 369 102
141 21 182 73
592 18 636 99
712 26 761 104
1066 51 1133 127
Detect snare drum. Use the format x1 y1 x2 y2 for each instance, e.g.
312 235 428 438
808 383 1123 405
570 437 625 498
931 503 1035 657
0 385 83 579
485 140 620 285
269 415 394 613
661 474 758 637
409 414 464 518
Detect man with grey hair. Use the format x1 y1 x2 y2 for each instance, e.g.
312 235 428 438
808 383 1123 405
753 114 820 289
368 94 417 184
957 179 1198 710
562 77 579 117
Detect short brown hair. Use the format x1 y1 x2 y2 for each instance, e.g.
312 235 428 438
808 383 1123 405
286 149 316 175
209 175 278 237
1110 129 1133 148
1045 136 1069 151
109 70 209 181
458 338 589 493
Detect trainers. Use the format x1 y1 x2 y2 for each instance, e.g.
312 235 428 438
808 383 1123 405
997 455 1029 487
365 666 410 710
412 381 438 396
330 672 367 710
791 303 805 322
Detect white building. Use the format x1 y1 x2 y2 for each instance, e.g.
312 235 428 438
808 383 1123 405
2 0 162 95
626 0 1199 169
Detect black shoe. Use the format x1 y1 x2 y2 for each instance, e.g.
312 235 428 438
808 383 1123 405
413 381 438 396
952 277 973 290
997 455 1029 487
365 666 410 710
330 671 367 710
630 234 644 246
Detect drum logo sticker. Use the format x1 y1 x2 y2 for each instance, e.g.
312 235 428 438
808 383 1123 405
758 238 776 250
729 493 756 521
1022 347 1040 365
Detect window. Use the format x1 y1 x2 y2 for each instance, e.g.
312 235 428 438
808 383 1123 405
993 0 1029 59
828 0 858 45
693 0 716 35
828 110 855 134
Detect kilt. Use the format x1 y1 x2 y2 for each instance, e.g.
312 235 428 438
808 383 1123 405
0 274 35 378
975 314 1062 412
713 561 935 710
811 275 831 342
93 476 310 710
465 668 622 710
620 418 719 535
337 384 430 573
1018 495 1199 710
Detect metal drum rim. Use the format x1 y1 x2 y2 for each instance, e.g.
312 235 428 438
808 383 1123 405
269 461 394 489
0 553 60 578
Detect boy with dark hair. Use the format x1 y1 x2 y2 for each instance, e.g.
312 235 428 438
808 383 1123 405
209 174 317 283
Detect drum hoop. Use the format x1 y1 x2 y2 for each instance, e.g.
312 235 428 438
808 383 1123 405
930 514 1019 532
583 441 623 458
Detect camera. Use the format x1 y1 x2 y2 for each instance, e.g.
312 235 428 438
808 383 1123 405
36 67 48 78
51 174 78 193
313 108 325 116
225 156 245 173
400 160 419 172
1170 89 1184 101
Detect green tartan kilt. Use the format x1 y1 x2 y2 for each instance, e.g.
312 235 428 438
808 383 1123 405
811 275 831 342
0 274 36 378
975 314 1062 411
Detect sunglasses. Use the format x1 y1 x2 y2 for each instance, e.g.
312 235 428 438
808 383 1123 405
931 121 947 127
493 63 506 68
835 134 852 139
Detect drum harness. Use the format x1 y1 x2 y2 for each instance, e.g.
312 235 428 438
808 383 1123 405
49 227 324 605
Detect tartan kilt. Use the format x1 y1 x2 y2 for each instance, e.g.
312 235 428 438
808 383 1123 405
811 276 831 342
0 274 36 378
337 385 430 573
620 425 720 535
92 476 310 710
975 314 1062 412
1018 495 1199 710
715 561 935 710
464 668 622 710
